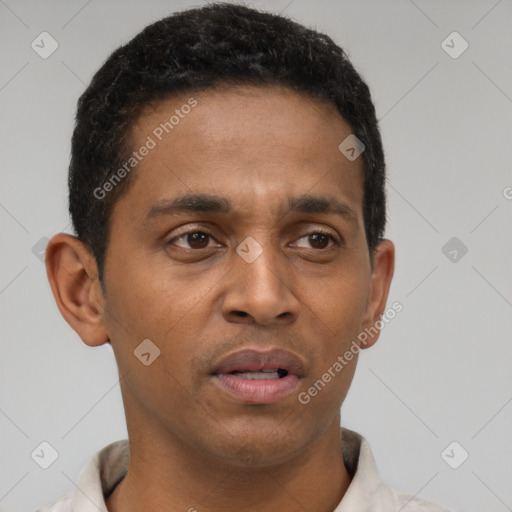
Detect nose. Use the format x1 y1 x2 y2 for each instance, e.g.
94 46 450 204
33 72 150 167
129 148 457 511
221 240 300 327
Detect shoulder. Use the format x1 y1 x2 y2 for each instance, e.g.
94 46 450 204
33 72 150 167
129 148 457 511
34 490 73 512
34 439 129 512
339 428 455 511
387 484 455 511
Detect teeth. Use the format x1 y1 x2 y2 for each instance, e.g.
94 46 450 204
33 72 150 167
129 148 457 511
234 370 280 380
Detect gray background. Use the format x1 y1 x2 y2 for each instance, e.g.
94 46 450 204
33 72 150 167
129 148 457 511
1 1 511 511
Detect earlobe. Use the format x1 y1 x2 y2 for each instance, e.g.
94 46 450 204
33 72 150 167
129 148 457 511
45 233 110 347
359 239 395 350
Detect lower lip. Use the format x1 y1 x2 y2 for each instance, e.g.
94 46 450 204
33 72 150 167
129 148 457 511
213 373 300 404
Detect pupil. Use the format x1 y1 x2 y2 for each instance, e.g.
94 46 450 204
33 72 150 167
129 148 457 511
189 232 208 248
310 233 328 249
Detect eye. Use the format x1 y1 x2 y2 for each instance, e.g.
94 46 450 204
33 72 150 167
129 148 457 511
294 231 339 250
168 230 219 250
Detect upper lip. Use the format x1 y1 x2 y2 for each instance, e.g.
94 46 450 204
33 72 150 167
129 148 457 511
211 348 306 377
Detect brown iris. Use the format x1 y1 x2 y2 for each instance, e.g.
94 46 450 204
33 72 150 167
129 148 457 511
308 233 331 249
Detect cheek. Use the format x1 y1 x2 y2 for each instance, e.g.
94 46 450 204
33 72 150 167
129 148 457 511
103 254 217 383
104 262 209 425
308 265 370 339
105 250 198 335
297 263 369 404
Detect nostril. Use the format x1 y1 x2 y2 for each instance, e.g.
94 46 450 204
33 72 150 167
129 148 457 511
234 311 248 317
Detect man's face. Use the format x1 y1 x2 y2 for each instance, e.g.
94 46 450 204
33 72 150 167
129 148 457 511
101 85 378 466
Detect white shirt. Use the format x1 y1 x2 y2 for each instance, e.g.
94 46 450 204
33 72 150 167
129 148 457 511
37 428 453 511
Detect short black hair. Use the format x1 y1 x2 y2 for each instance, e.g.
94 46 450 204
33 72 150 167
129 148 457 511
69 2 386 285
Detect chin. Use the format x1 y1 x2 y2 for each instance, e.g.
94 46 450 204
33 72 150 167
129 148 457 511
202 423 314 470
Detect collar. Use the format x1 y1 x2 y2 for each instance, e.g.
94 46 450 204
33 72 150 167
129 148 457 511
41 427 446 511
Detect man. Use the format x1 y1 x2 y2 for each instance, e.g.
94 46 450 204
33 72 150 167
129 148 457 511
41 3 452 511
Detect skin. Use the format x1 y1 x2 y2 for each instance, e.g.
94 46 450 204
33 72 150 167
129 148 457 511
46 85 394 512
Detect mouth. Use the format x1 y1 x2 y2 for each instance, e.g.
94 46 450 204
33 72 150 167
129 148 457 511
229 368 289 380
211 348 305 404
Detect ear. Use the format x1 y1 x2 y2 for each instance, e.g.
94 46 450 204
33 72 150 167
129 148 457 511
45 233 109 347
359 239 395 350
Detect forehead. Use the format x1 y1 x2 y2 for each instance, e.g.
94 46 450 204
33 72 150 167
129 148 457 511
116 85 365 222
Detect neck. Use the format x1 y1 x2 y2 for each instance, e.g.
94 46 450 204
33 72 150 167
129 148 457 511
106 415 351 512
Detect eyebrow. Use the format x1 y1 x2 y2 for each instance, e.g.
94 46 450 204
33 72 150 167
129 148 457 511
143 193 358 224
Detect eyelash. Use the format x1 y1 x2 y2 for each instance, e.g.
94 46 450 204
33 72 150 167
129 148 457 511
295 230 340 249
166 226 341 250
